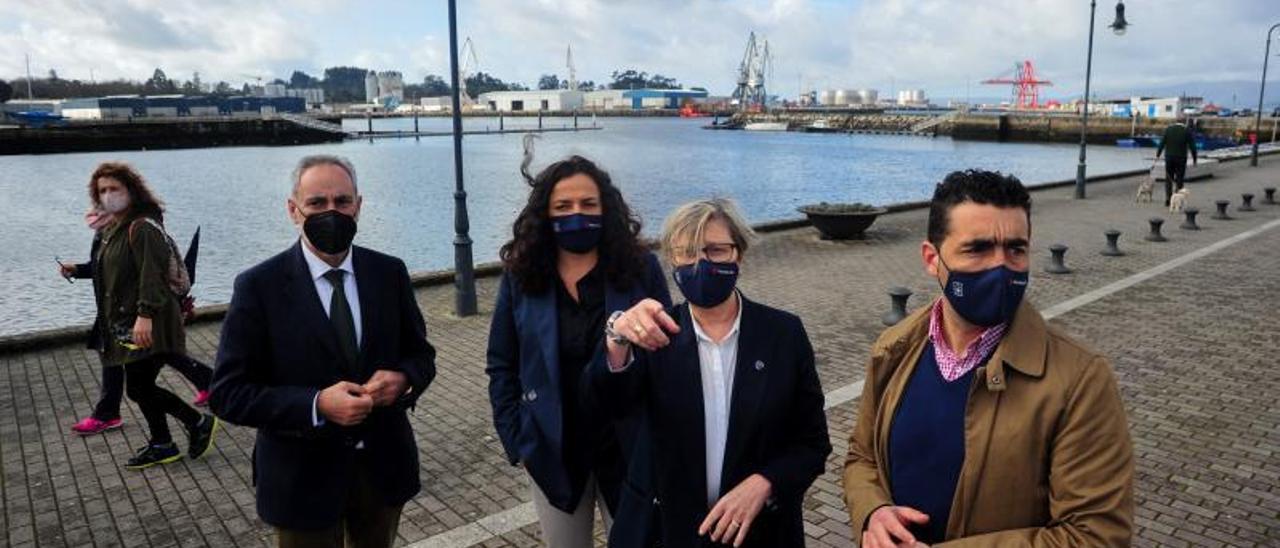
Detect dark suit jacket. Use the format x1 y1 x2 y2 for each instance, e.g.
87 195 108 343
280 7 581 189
486 252 672 516
210 242 436 530
585 296 831 548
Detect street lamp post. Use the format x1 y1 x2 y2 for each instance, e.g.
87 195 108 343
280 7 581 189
1075 0 1129 199
447 0 478 316
1250 23 1280 167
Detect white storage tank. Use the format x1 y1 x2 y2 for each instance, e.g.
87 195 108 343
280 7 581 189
898 89 926 105
856 89 878 105
818 89 834 106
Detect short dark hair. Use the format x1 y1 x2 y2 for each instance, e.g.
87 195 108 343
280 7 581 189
926 169 1031 246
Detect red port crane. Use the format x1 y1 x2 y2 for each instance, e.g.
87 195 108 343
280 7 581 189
982 60 1053 110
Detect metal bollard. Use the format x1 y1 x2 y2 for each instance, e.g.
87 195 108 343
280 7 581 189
1101 229 1125 256
882 287 913 326
1211 200 1232 220
1240 193 1256 212
1264 187 1277 205
1180 208 1200 230
1144 218 1167 242
1046 244 1073 274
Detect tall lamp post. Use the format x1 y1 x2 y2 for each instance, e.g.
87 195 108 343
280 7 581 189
1250 23 1280 167
447 0 477 316
1075 0 1129 199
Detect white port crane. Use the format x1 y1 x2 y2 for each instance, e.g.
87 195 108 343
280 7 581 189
732 32 771 111
456 37 479 105
566 44 577 91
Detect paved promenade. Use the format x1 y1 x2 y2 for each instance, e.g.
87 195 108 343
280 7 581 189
3 157 1279 547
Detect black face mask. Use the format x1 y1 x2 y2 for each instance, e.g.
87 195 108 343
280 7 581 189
303 210 358 254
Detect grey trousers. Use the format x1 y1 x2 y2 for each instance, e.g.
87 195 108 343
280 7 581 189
529 474 613 548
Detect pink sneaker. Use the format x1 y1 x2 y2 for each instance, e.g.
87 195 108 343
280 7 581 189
192 390 210 407
71 417 123 435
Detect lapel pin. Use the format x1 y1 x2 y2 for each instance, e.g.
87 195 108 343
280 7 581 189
754 360 765 371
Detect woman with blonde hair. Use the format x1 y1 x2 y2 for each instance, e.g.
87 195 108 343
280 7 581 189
586 198 830 547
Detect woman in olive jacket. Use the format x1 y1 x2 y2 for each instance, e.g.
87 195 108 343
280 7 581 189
87 162 217 470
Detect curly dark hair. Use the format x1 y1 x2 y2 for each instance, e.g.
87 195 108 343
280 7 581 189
499 154 648 294
927 169 1031 246
88 161 166 223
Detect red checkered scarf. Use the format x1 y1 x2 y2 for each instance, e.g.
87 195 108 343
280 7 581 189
927 298 1008 382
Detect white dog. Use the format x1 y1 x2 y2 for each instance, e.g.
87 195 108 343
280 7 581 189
1136 176 1154 203
1169 188 1190 213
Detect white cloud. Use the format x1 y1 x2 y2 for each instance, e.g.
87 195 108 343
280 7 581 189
0 0 1272 101
0 0 319 85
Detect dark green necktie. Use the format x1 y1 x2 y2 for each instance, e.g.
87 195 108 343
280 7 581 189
323 269 359 377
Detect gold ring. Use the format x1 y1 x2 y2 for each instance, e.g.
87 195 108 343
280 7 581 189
632 324 644 335
730 521 741 529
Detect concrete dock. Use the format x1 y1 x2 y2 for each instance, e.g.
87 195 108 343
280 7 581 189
2 157 1278 547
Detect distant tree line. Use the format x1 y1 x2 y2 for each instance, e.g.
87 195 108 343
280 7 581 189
0 65 694 104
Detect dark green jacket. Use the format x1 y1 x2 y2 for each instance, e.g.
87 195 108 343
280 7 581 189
1156 123 1198 161
93 213 185 366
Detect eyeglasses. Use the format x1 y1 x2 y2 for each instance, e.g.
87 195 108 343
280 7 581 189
675 243 739 263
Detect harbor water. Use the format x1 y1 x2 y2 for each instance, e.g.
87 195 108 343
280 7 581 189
0 117 1147 335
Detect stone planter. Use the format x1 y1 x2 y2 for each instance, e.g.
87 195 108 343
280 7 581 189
797 204 888 240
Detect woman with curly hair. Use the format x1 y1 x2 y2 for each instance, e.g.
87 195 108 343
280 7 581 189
81 162 217 469
486 142 671 547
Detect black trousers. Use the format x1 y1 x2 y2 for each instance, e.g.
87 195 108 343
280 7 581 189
123 355 203 444
1164 156 1188 205
93 354 212 421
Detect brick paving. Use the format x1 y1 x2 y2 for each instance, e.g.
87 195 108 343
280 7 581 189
2 157 1279 547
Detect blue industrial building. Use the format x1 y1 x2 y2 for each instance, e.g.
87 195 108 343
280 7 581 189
59 95 306 120
622 89 709 109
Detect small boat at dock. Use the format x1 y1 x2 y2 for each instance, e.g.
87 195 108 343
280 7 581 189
744 122 788 131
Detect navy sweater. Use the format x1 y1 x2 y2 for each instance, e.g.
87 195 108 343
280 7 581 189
888 345 978 544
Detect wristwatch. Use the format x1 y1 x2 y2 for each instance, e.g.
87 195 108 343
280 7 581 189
605 310 631 346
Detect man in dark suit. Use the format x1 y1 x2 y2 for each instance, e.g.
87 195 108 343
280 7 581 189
211 154 436 548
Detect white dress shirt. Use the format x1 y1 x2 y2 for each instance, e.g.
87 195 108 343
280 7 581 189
301 242 362 433
301 243 363 345
691 293 743 507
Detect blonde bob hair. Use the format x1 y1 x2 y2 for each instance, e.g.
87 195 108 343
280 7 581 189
660 198 759 263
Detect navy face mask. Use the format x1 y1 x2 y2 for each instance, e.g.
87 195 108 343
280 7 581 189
673 259 739 308
551 213 603 254
938 257 1029 327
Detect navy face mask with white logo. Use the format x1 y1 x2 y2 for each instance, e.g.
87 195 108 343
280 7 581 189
551 213 604 254
939 258 1029 327
673 259 739 308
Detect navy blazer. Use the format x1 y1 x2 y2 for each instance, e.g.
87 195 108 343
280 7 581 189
585 296 831 548
486 251 672 515
210 242 436 530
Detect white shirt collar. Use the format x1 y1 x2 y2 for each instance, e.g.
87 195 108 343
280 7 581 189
691 291 743 344
300 240 354 281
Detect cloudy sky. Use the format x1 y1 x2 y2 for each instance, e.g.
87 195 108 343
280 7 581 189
1 0 1275 103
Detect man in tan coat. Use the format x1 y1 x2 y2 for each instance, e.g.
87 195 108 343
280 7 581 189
843 170 1133 547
